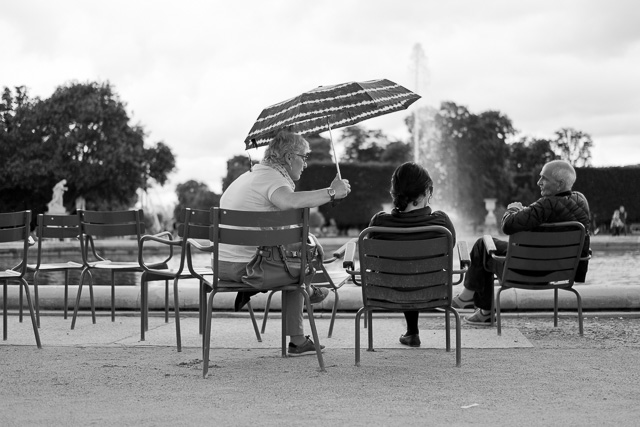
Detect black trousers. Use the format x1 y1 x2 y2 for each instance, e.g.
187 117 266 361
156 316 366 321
463 237 508 310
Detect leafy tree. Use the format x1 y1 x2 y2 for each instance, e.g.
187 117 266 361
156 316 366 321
407 102 515 226
0 82 176 214
508 137 559 203
222 154 254 192
173 180 220 223
551 127 593 167
341 125 387 162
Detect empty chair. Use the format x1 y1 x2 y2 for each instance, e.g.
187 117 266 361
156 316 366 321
71 209 169 329
1 210 41 347
27 214 83 327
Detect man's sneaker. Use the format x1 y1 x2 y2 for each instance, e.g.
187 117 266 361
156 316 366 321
399 333 421 347
452 294 474 309
308 286 329 304
288 336 325 355
464 308 493 326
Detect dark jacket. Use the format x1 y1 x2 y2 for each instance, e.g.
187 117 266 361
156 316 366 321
368 206 456 244
501 190 591 282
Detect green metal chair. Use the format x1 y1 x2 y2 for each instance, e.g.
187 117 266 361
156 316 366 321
71 209 169 329
138 208 262 351
27 214 83 327
1 210 41 347
188 207 325 378
485 221 590 335
345 226 469 367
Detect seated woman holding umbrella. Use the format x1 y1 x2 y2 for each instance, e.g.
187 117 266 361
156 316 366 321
218 130 351 355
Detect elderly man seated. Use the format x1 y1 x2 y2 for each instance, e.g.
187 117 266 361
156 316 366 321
453 160 591 325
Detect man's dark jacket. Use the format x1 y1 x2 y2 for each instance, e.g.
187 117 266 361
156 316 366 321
501 190 591 282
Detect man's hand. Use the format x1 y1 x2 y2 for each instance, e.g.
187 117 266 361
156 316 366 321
507 202 524 211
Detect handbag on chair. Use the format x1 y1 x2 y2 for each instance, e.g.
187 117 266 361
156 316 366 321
242 237 321 289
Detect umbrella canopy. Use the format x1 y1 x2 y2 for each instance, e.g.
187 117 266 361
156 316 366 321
244 78 421 149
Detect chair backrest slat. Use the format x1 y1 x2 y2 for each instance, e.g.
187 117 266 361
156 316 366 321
218 209 303 228
179 209 213 240
362 236 449 259
0 210 31 275
363 254 450 275
357 225 454 309
502 221 585 287
217 227 303 246
37 214 80 239
83 222 141 238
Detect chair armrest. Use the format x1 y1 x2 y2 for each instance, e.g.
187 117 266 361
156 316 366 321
482 234 496 255
138 231 176 270
341 239 357 270
457 240 470 269
185 238 214 282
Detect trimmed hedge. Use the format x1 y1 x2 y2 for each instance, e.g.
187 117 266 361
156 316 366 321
574 166 640 227
297 162 396 233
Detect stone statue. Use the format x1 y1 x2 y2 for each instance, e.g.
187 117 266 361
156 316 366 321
46 179 69 215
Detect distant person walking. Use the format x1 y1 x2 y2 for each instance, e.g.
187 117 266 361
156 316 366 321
610 209 625 236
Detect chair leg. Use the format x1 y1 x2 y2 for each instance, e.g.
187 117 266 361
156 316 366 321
261 290 275 334
63 270 69 320
354 307 365 366
199 280 205 335
367 311 374 351
33 271 41 328
490 279 496 328
567 288 584 336
554 289 559 328
140 276 147 342
202 291 216 379
110 271 116 322
21 278 41 348
451 307 461 367
71 269 87 330
300 288 325 372
246 301 262 342
281 292 287 357
327 289 339 338
164 279 169 323
3 280 7 341
173 277 182 352
88 271 96 324
445 308 451 352
19 281 23 323
496 287 504 336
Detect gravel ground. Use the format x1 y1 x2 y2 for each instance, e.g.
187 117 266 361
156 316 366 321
2 315 640 426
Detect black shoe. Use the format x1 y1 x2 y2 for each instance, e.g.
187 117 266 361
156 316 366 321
399 333 421 347
288 336 325 355
308 286 329 304
234 291 258 312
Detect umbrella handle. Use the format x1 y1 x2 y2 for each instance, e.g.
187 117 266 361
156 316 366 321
327 119 342 180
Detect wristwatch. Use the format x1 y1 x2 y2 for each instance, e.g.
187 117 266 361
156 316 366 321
327 187 336 203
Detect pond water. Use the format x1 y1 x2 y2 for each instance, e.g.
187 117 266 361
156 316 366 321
10 246 640 288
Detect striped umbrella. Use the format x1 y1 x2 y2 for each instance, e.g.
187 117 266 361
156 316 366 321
244 79 420 178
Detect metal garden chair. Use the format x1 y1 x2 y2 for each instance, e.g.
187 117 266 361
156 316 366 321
27 213 83 327
70 209 169 329
1 210 41 347
138 208 262 351
485 221 590 335
344 225 470 367
188 207 325 378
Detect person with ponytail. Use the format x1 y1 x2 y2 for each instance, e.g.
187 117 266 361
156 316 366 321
367 162 456 347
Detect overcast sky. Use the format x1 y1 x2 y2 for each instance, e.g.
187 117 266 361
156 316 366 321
3 0 639 206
